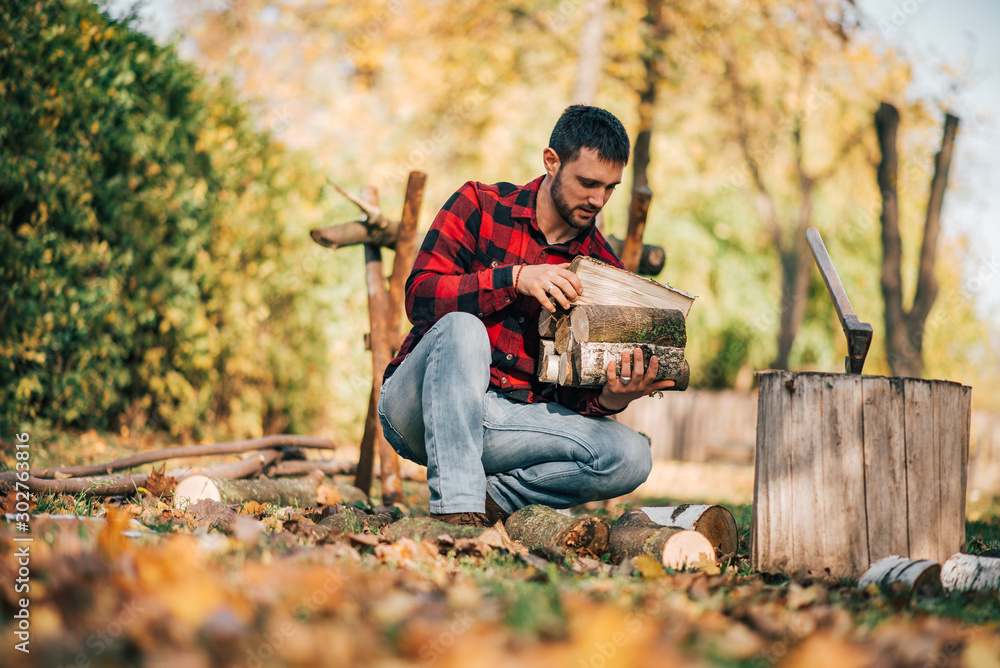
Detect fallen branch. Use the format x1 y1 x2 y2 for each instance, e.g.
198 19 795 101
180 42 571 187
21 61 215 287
26 435 336 479
270 459 357 477
0 450 283 496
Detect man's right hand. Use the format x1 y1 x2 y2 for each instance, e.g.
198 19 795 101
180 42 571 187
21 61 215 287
516 262 584 312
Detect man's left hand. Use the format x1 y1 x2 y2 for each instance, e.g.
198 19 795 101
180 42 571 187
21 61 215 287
597 347 675 411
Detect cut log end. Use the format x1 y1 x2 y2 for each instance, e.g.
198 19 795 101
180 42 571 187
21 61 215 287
661 530 716 570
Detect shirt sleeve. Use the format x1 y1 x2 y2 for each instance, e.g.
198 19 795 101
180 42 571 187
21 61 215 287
405 182 519 326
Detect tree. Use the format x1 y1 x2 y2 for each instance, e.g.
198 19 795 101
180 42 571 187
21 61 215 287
875 102 959 378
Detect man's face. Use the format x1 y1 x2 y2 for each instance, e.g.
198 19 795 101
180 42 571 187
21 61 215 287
549 147 624 230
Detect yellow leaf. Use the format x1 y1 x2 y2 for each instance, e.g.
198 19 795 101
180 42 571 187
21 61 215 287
635 554 665 579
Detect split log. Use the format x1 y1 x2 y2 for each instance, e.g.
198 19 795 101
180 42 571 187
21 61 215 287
24 435 336 480
858 555 942 596
752 371 971 578
381 517 492 542
940 553 1000 592
558 341 689 390
537 339 560 384
639 504 738 557
504 504 610 558
175 471 324 507
538 309 569 339
568 305 686 348
610 509 716 569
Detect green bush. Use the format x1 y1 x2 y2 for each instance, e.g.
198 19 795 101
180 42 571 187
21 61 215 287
0 0 350 438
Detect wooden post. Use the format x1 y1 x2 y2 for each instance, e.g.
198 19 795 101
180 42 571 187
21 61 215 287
387 171 427 337
751 371 971 578
355 186 404 504
621 186 653 274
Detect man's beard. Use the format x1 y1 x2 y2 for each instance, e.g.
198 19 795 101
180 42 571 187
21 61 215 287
551 169 599 230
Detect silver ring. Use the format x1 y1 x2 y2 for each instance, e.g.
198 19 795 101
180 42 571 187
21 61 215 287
620 376 631 384
545 283 554 293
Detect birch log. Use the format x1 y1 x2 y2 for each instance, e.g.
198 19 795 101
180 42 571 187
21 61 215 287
858 556 942 596
941 553 1000 592
610 509 716 569
505 505 610 558
538 339 561 384
640 505 739 557
175 473 323 507
558 341 689 390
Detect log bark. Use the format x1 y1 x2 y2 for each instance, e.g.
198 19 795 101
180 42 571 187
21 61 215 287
558 341 689 390
752 371 971 578
621 186 653 274
537 339 560 384
387 171 427 336
25 436 335 479
175 472 323 507
318 507 371 536
941 553 1000 592
309 220 400 250
270 459 356 477
569 305 686 348
381 517 492 542
639 504 738 557
858 555 942 596
504 504 610 558
1 450 284 496
610 509 716 569
358 185 403 506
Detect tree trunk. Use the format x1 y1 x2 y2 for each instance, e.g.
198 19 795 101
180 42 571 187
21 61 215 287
571 0 609 104
610 509 716 569
621 187 653 274
504 504 610 558
569 305 686 348
858 555 942 596
640 504 738 557
559 341 689 389
752 371 971 577
941 553 1000 592
175 472 323 507
875 102 959 378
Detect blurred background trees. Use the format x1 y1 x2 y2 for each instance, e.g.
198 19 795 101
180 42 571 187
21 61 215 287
3 0 997 444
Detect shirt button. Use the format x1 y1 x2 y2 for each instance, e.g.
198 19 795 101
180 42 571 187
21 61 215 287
506 354 513 360
518 317 524 323
491 260 499 267
501 377 507 384
504 297 510 303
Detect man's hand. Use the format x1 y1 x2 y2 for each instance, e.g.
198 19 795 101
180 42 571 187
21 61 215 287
597 347 675 411
516 262 584 312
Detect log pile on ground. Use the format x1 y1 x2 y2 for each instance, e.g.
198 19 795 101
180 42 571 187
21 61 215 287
640 504 739 558
504 504 611 558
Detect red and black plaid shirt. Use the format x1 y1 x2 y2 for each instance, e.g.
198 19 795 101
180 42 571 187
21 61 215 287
384 175 625 417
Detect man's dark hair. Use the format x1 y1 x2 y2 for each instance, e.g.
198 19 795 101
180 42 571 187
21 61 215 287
548 105 630 166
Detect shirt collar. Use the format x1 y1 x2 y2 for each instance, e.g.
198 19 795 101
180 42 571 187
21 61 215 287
515 175 597 254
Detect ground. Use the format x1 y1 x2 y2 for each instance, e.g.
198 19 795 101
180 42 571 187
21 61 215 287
1 433 999 668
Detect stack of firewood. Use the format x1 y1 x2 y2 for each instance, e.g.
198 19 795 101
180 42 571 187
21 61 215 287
537 303 690 390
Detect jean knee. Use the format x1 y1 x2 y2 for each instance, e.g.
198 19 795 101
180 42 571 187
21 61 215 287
602 428 653 497
431 312 491 375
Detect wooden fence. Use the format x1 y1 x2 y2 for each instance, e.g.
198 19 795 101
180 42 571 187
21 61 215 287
618 389 1000 496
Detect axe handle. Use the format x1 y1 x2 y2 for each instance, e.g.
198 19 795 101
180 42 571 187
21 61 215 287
806 227 873 374
806 227 857 324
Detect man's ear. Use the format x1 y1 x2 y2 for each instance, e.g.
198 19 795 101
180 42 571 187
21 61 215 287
542 147 562 178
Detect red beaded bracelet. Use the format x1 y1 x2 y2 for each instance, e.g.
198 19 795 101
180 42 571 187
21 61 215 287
513 265 523 294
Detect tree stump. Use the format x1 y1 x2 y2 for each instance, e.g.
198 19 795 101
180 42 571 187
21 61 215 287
752 371 971 578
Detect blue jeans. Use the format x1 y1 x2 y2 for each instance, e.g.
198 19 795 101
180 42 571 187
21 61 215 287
377 312 652 514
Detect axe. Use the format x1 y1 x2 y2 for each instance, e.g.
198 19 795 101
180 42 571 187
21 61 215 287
806 227 873 374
